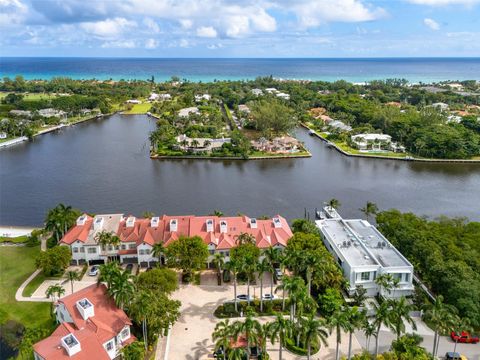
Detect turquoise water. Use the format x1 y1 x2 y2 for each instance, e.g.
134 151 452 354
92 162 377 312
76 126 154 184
1 57 480 83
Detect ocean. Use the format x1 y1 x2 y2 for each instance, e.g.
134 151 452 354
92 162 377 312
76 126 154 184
1 57 480 83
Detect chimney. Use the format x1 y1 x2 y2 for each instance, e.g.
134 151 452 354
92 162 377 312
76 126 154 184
61 334 81 357
76 298 94 320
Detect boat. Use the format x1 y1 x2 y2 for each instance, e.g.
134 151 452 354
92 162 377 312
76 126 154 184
308 129 315 136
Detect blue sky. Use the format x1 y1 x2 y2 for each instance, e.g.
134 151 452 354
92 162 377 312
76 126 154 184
1 0 479 57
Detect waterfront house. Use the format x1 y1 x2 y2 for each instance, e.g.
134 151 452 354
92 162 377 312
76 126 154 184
9 109 32 118
33 284 134 360
316 208 414 299
351 133 392 151
250 136 302 154
60 214 292 267
329 120 352 132
251 89 263 96
175 134 231 152
38 108 67 118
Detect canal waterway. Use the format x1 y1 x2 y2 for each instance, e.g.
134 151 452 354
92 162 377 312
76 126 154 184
1 114 479 226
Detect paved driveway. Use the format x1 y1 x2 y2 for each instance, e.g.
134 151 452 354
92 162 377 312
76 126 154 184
161 283 362 360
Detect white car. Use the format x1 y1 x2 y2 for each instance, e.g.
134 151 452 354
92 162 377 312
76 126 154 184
236 294 253 302
262 293 276 300
274 268 283 280
88 265 99 276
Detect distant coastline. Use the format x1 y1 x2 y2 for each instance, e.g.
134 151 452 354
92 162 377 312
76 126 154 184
1 57 480 83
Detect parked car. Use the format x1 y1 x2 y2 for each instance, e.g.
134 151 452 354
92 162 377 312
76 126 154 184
274 268 283 280
125 264 134 273
88 265 99 276
236 294 253 302
445 352 468 360
262 293 276 300
451 331 479 344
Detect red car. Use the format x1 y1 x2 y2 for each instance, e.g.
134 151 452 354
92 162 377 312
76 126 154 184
451 331 479 344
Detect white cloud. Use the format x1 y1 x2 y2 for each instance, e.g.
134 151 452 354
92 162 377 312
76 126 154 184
179 38 189 48
179 19 193 29
143 18 160 33
196 26 217 38
0 0 27 26
407 0 480 5
101 40 136 48
81 17 136 38
424 18 440 30
224 15 250 38
207 43 223 49
145 38 159 49
288 0 387 28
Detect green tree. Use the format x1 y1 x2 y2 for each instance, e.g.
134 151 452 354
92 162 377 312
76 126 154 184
250 99 296 137
328 307 351 360
165 236 209 282
327 198 341 210
359 202 379 222
232 313 261 357
213 252 225 286
263 247 281 301
98 261 122 288
108 269 135 309
345 307 366 360
36 246 71 276
230 242 260 305
151 242 165 265
373 300 392 357
121 341 146 360
257 258 270 312
213 319 234 357
388 297 417 340
95 230 121 259
64 270 80 294
301 316 329 360
268 314 293 360
44 204 80 243
136 267 178 294
129 290 154 350
17 327 51 360
423 295 457 357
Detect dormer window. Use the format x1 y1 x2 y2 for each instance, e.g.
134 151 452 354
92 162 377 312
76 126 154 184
220 220 227 233
126 216 136 228
250 218 257 229
170 219 178 232
93 217 104 230
61 334 81 356
76 215 87 226
150 217 160 228
206 219 214 232
76 298 94 320
273 217 282 228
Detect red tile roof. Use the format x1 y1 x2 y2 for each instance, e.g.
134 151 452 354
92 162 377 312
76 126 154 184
34 284 133 360
60 215 93 245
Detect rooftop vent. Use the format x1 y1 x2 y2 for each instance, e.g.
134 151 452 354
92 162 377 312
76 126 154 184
150 217 159 228
76 215 87 226
250 218 257 229
206 219 214 232
93 217 104 231
76 298 94 320
220 220 227 233
170 219 178 232
61 334 81 356
126 216 136 228
273 217 282 228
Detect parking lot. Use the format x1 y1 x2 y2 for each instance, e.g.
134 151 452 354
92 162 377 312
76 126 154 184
160 282 362 360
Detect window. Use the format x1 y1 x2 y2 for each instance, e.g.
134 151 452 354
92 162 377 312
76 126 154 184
105 341 114 351
121 245 126 250
128 244 136 250
393 273 402 281
357 272 370 281
139 249 151 255
209 250 215 255
87 248 97 254
80 247 85 253
72 247 78 253
121 327 130 339
404 273 410 283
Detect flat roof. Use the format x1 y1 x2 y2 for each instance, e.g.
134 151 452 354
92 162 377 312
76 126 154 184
317 218 412 269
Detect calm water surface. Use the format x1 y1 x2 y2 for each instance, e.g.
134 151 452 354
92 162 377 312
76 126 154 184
1 114 479 226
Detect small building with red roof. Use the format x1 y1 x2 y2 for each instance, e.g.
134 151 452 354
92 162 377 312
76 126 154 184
59 213 293 267
33 284 134 360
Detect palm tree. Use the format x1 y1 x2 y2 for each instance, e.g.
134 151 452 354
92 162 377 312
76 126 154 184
142 211 155 219
234 232 256 246
257 323 270 356
375 273 395 298
359 202 379 222
423 295 457 357
130 290 154 350
388 297 417 340
213 319 233 357
304 253 322 296
108 269 135 310
213 252 225 286
263 247 280 301
233 314 261 356
269 314 293 360
327 198 341 210
373 300 392 357
211 210 224 217
345 307 366 360
191 139 200 148
451 316 472 354
204 139 212 148
45 284 65 316
64 270 80 294
95 230 121 260
45 203 79 243
279 276 304 320
98 261 121 288
257 258 270 312
227 347 247 360
301 316 329 360
362 319 376 353
226 258 241 312
151 242 165 266
180 139 189 148
328 307 351 360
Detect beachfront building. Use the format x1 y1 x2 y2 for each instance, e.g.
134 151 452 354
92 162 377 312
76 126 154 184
60 214 292 267
178 106 200 117
175 134 231 152
251 136 303 154
316 209 414 299
351 133 392 151
329 120 352 132
38 108 67 118
33 284 134 360
195 94 211 102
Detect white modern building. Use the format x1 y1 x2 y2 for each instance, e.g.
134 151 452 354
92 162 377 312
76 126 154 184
316 208 414 298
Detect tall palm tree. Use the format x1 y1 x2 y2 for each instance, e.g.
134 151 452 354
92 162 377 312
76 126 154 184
362 319 377 353
328 307 351 360
142 211 155 219
212 319 233 357
227 347 247 360
95 230 121 260
257 258 270 312
130 290 154 350
373 300 392 357
233 314 261 356
226 258 241 312
359 202 379 222
151 242 165 265
263 247 280 301
213 252 225 286
257 323 270 356
64 270 80 294
98 261 121 288
108 269 135 310
280 276 305 321
45 204 80 243
234 232 256 246
304 253 321 296
423 295 457 357
375 273 395 298
345 307 366 360
388 297 417 340
301 316 329 360
204 139 212 148
451 316 472 354
269 314 293 360
45 284 65 316
327 198 341 210
191 139 200 148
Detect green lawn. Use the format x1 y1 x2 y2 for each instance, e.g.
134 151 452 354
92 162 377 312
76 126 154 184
0 246 52 329
0 235 28 243
123 102 152 114
0 92 58 101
